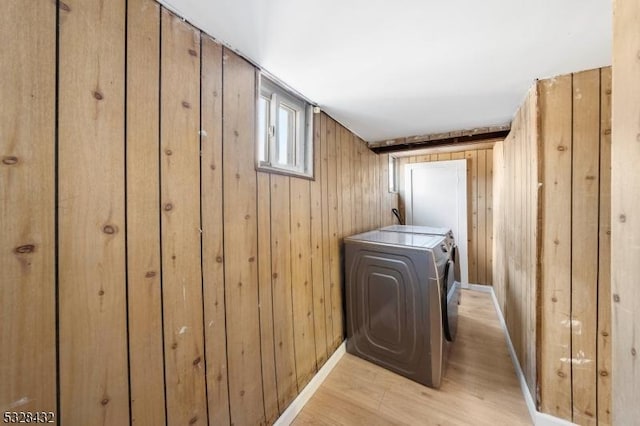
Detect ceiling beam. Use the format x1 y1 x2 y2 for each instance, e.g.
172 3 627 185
368 124 511 154
391 140 499 158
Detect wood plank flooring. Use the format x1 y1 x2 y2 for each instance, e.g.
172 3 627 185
293 290 532 425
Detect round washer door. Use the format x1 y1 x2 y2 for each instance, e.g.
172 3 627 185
441 258 456 342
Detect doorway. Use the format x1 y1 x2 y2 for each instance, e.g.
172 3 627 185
404 160 469 284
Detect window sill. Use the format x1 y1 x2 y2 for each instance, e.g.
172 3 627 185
256 164 315 181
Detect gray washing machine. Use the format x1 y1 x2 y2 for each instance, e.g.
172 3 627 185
344 229 460 389
381 224 462 336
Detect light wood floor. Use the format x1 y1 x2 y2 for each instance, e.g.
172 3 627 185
293 290 532 425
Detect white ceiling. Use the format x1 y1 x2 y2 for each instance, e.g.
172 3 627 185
159 0 611 142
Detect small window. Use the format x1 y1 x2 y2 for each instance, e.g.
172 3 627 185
389 156 398 193
257 74 313 178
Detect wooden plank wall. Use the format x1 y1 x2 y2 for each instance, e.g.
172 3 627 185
58 1 129 425
0 0 57 418
611 1 639 423
398 147 495 285
570 69 601 426
493 68 612 425
538 74 573 420
161 10 208 425
539 68 611 425
127 1 166 424
597 66 612 426
492 86 539 401
0 1 396 423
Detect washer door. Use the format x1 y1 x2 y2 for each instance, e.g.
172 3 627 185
453 243 462 283
440 258 455 342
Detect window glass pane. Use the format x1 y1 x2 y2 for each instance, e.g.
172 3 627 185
389 156 397 192
277 104 296 166
258 97 269 162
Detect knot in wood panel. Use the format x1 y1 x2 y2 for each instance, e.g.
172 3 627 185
2 156 18 165
14 244 35 254
102 225 117 235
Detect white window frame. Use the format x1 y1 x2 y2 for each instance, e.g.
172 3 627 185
256 73 314 179
389 155 399 193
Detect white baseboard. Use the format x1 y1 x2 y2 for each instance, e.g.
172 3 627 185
468 285 576 426
274 342 346 425
467 282 491 292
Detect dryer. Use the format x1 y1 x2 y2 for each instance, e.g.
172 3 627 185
344 229 460 389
